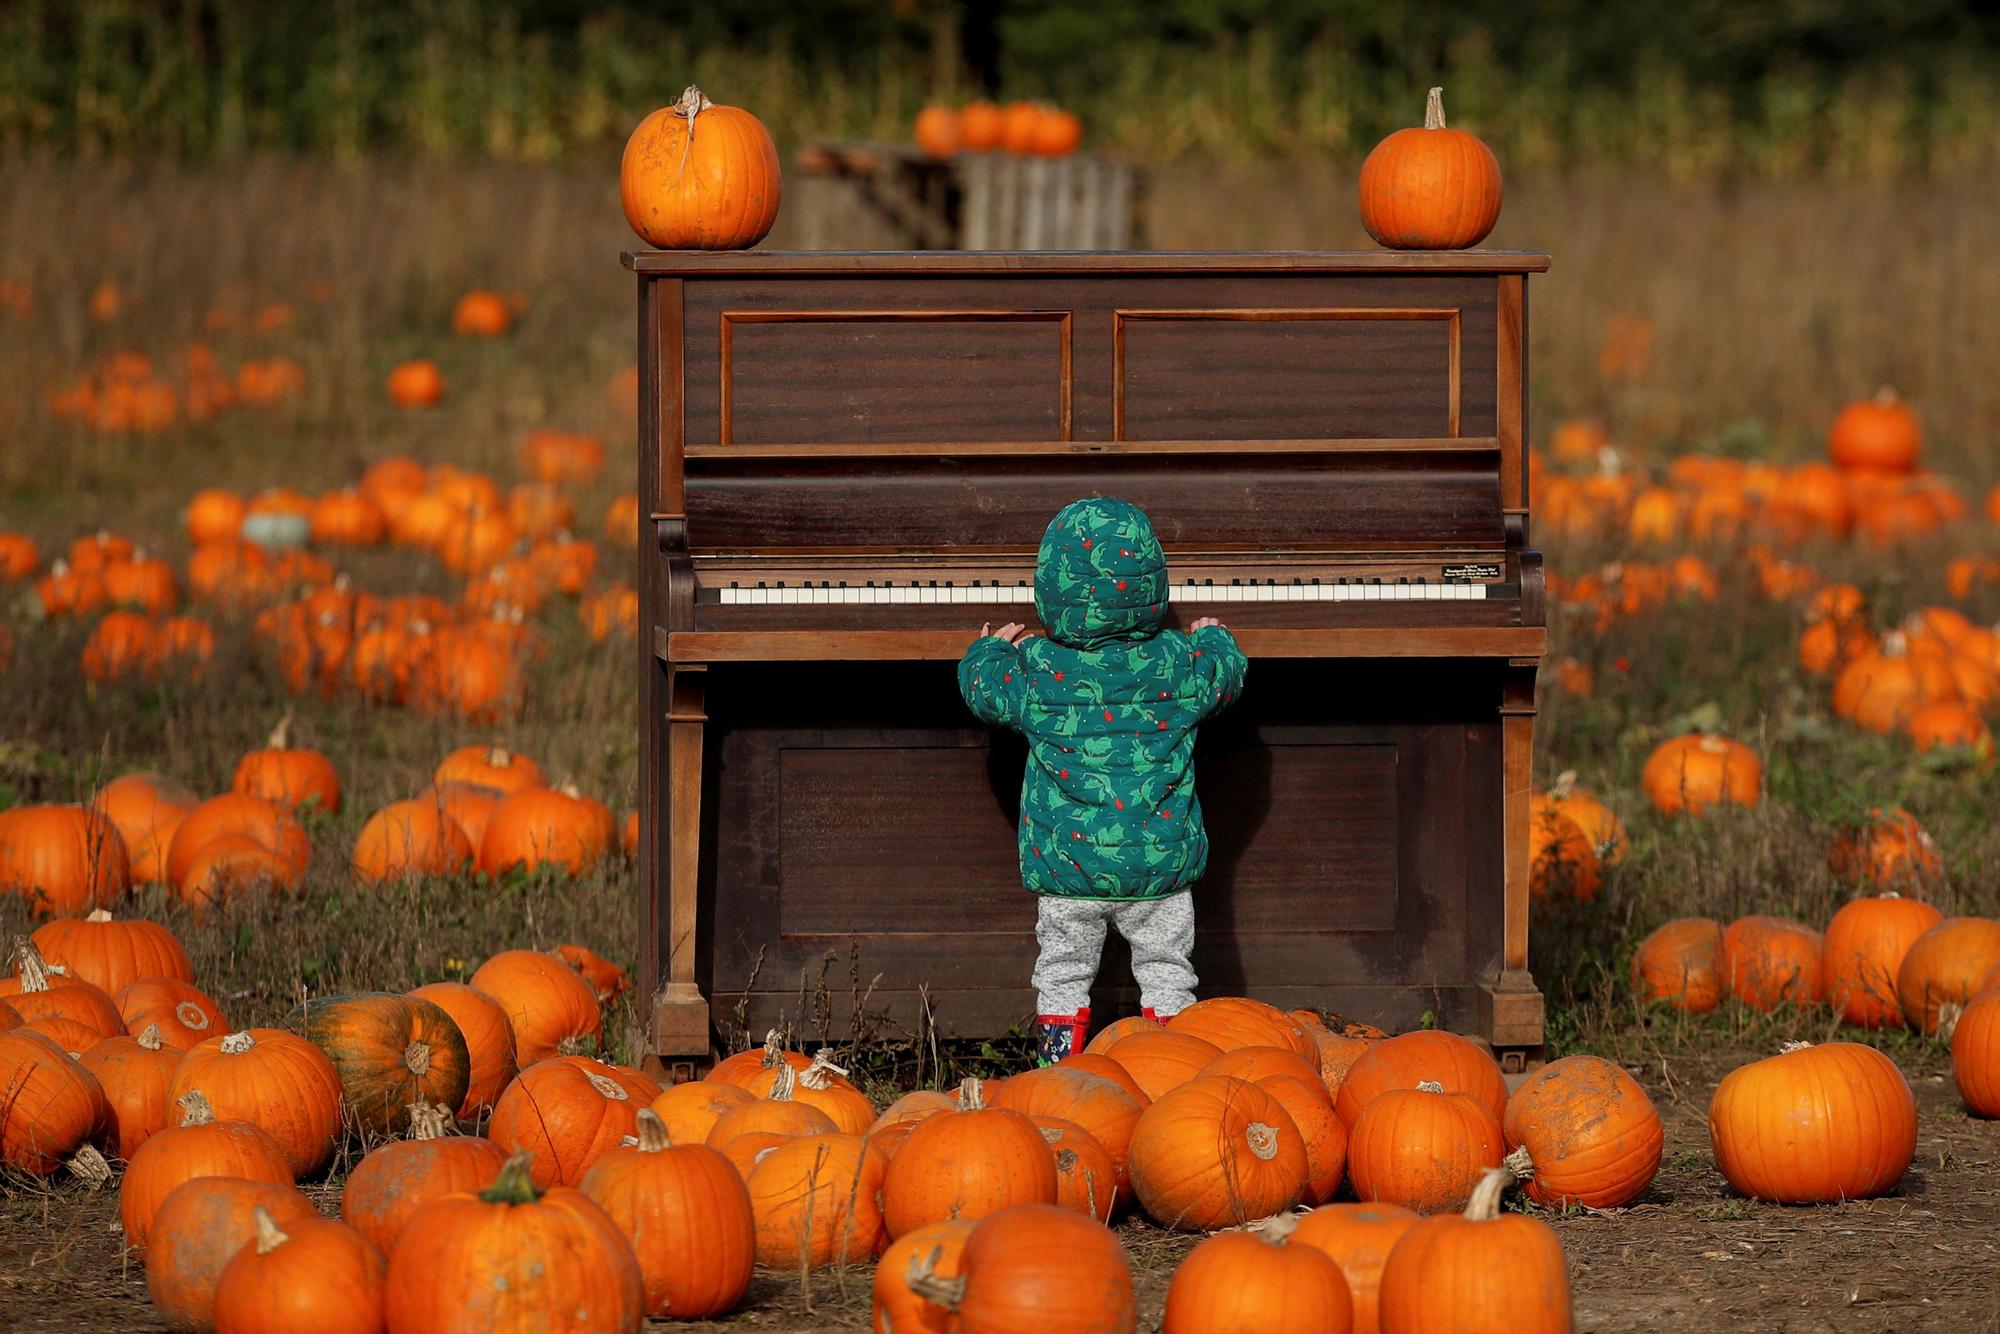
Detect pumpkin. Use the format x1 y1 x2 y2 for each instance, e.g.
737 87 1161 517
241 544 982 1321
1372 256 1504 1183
173 833 296 912
0 803 130 916
1332 1029 1507 1130
1948 989 2000 1117
914 104 960 157
469 947 604 1065
621 85 781 250
1824 894 1946 1027
168 1028 345 1177
118 977 227 1052
1083 1013 1160 1054
1127 1075 1308 1230
0 999 17 1030
340 1101 508 1254
872 1087 959 1133
452 289 513 337
2 939 125 1044
1640 733 1762 814
998 100 1043 154
120 1090 295 1247
1162 1211 1353 1334
902 1202 1136 1334
1167 996 1319 1062
1538 772 1625 865
486 1054 659 1188
80 1024 178 1158
479 783 612 877
1347 1081 1502 1214
0 1028 111 1177
165 793 310 893
1708 1041 1916 1203
1376 1167 1570 1333
82 609 159 681
383 1152 645 1333
1025 1114 1118 1221
407 630 521 722
1258 1074 1349 1205
1031 107 1084 157
103 553 179 613
286 992 472 1136
716 1128 792 1180
0 530 37 579
707 1063 839 1145
422 783 499 851
552 942 631 1005
31 907 191 996
309 487 388 547
1628 917 1725 1012
1720 915 1825 1012
1528 805 1602 902
144 1177 321 1331
1828 808 1945 887
386 358 445 408
990 1064 1144 1196
883 1076 1059 1239
1897 916 2000 1034
1829 387 1921 474
1291 1202 1420 1334
351 798 473 883
873 1219 974 1334
1054 1051 1152 1105
578 1108 752 1317
1833 633 1961 734
91 772 199 884
775 1049 875 1134
747 1130 889 1267
648 1078 754 1145
1358 87 1502 250
958 100 1003 151
407 981 517 1115
231 717 341 814
1295 1019 1383 1095
1501 1055 1661 1208
1104 1028 1222 1101
211 1207 387 1334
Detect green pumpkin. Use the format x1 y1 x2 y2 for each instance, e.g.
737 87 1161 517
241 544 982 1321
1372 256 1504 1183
285 992 470 1136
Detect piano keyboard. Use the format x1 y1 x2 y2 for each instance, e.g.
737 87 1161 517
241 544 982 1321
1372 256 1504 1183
717 579 1492 606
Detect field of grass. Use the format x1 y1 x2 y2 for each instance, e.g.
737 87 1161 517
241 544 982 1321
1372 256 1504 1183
3 154 2000 1329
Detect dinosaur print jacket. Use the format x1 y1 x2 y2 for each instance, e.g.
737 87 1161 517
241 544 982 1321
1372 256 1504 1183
957 496 1248 900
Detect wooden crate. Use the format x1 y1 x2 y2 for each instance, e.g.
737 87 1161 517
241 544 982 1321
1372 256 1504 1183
791 141 1143 251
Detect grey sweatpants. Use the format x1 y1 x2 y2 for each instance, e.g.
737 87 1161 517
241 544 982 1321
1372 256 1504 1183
1032 893 1197 1016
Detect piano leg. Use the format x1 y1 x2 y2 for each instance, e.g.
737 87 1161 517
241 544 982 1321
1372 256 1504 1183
1482 660 1545 1071
647 664 713 1083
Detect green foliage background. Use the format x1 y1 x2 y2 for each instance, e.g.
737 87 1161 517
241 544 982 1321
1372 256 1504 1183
4 0 1999 173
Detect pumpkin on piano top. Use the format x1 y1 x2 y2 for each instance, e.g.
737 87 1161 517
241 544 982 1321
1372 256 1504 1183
1358 86 1502 250
621 85 780 251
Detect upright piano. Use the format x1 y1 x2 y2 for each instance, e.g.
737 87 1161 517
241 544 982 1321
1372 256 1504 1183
628 250 1550 1079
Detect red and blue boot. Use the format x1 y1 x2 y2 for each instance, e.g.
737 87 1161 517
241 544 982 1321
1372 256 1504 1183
1036 1008 1090 1066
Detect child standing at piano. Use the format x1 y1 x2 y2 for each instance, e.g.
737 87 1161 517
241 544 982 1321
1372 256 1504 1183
958 496 1248 1064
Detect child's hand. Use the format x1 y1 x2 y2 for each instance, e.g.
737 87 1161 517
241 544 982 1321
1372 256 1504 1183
1189 616 1224 632
982 621 1033 645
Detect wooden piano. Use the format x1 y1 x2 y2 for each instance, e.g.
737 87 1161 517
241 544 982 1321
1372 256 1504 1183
628 250 1550 1079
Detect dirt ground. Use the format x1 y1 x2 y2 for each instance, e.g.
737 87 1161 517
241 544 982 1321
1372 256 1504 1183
3 1038 1994 1333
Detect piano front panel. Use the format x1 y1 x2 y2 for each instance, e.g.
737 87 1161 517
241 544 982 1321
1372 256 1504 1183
685 448 1504 552
681 274 1497 448
698 662 1500 1038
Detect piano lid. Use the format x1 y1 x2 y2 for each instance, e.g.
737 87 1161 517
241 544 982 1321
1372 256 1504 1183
624 249 1551 276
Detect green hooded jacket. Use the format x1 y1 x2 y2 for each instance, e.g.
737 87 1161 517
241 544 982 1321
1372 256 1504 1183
957 497 1249 900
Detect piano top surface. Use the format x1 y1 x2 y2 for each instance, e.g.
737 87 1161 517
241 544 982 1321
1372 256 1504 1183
624 249 1551 276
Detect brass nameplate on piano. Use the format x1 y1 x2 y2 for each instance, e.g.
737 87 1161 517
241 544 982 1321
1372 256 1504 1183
1441 562 1501 582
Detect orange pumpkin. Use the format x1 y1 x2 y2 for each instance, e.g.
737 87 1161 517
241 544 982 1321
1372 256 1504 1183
578 1108 753 1318
144 1177 320 1331
883 1076 1058 1239
1291 1201 1419 1334
469 947 604 1065
1163 1213 1351 1334
1347 1081 1502 1213
232 717 341 812
914 104 961 157
959 100 1003 151
352 797 474 883
117 977 228 1052
486 1054 659 1188
120 1089 295 1248
1823 893 1946 1027
1126 1075 1309 1231
621 85 781 250
434 744 545 795
287 991 472 1136
1538 772 1626 865
1332 1029 1508 1131
164 793 310 895
649 1079 755 1147
1828 808 1945 888
1258 1074 1349 1205
29 907 191 995
1528 805 1601 902
0 1028 111 1177
89 773 198 885
452 289 513 337
386 358 445 408
1829 387 1921 474
747 1130 889 1267
1720 915 1825 1012
1833 633 1961 734
1949 989 2000 1117
80 1024 178 1158
167 1028 345 1178
1502 1055 1662 1208
0 803 130 916
1 940 125 1046
340 1101 509 1254
990 1064 1144 1197
211 1207 387 1334
1165 995 1318 1061
1629 917 1725 1012
1103 1028 1223 1101
1898 916 2000 1034
1358 87 1502 249
1708 1042 1915 1203
897 1202 1134 1333
1639 733 1762 815
406 981 517 1116
873 1219 975 1334
1376 1167 1570 1333
478 783 612 878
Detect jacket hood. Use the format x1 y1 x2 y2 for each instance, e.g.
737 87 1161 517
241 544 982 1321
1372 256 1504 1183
1034 497 1169 648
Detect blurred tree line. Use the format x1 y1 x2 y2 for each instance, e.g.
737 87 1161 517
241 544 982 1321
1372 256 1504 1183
3 0 1997 174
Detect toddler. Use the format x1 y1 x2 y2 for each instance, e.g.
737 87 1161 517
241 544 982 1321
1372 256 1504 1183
957 496 1247 1063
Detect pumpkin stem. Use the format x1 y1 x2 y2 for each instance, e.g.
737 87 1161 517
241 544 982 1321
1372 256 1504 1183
11 938 53 993
485 746 512 767
1549 770 1577 799
672 84 714 186
1415 1080 1445 1093
251 1206 291 1255
1874 385 1899 406
403 1039 432 1077
85 908 114 923
176 1089 216 1127
770 1064 800 1102
1464 1166 1518 1221
799 1050 850 1091
267 711 293 749
1697 735 1730 754
957 1076 985 1111
1936 1001 1964 1044
1258 1211 1301 1245
758 1028 786 1067
1424 86 1447 131
137 1024 163 1051
584 1069 630 1101
1778 1040 1814 1054
407 1102 453 1140
1245 1120 1280 1161
220 1030 256 1055
555 780 582 799
633 1108 672 1152
556 1032 599 1057
1504 1143 1537 1181
905 1247 967 1311
67 1144 112 1188
479 1152 544 1206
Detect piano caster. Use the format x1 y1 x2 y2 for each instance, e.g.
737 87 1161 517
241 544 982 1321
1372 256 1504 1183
1494 1046 1543 1077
